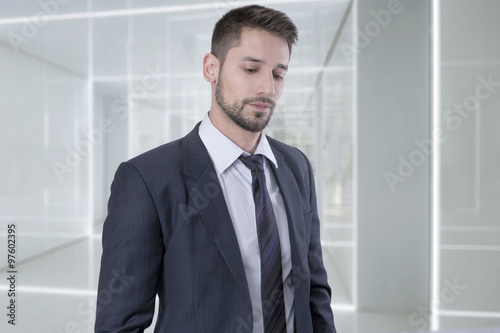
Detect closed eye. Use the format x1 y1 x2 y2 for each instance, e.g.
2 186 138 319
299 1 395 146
273 74 284 81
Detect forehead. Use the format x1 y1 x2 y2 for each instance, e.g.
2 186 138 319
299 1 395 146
226 28 290 65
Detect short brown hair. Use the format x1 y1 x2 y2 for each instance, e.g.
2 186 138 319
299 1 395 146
211 5 298 66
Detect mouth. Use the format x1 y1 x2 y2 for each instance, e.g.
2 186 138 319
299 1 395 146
248 103 272 112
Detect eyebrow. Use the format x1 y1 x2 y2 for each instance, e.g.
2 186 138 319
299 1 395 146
240 56 288 71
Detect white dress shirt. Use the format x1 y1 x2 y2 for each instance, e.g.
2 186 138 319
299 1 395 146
199 112 295 333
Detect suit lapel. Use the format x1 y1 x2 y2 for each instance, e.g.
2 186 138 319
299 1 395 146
267 143 307 272
182 124 251 302
268 142 310 332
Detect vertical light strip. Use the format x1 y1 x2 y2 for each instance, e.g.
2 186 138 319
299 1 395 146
165 17 172 142
126 1 134 159
352 0 358 311
474 104 481 211
43 63 50 220
88 13 95 236
87 234 95 333
43 67 50 150
87 1 96 307
431 0 441 329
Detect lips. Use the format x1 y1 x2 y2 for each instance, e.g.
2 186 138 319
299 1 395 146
248 103 271 111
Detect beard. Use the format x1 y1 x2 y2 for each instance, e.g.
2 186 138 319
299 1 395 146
215 77 276 133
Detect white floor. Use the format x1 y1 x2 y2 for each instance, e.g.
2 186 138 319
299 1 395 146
0 236 499 333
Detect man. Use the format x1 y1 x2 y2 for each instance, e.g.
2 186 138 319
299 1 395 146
95 5 336 333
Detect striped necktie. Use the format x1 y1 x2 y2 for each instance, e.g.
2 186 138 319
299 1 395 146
239 154 286 333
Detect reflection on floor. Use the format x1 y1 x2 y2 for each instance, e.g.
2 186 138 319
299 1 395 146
0 237 499 333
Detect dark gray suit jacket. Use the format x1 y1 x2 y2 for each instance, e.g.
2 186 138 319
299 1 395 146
95 123 336 332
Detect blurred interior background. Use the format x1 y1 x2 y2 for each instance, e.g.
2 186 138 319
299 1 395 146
0 0 499 332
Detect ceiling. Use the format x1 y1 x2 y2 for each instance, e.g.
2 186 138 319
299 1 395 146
0 0 352 78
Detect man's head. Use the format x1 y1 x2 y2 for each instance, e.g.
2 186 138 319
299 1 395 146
204 5 298 135
211 5 298 68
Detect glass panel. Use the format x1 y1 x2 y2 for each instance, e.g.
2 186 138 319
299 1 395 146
438 0 500 314
321 9 355 306
0 19 90 247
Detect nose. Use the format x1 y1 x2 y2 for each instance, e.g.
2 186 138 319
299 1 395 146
256 71 275 97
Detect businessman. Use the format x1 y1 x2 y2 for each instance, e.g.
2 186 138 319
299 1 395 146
95 4 336 333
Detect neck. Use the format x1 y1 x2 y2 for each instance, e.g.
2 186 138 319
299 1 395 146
208 109 261 154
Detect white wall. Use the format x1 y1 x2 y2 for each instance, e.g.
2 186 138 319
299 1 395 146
357 0 430 312
436 0 500 316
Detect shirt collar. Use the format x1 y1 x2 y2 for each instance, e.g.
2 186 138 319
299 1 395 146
198 112 278 175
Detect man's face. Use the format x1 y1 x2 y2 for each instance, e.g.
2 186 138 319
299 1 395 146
215 28 290 133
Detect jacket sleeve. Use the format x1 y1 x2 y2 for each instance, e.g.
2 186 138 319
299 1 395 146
95 161 164 333
303 154 337 333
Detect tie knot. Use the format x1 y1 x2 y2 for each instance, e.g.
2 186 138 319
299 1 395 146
239 154 264 173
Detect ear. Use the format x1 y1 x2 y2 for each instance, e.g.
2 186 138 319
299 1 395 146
203 53 220 83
